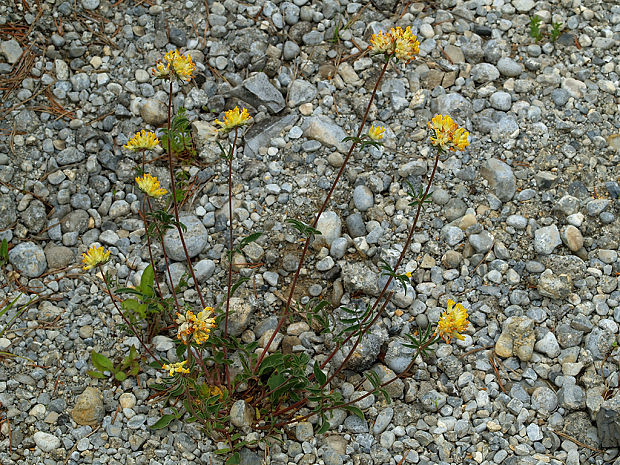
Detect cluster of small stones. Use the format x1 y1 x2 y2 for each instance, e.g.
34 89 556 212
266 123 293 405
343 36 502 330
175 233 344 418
0 0 619 464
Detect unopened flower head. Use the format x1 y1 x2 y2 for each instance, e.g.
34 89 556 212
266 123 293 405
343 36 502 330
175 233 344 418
135 173 168 199
368 125 385 141
153 49 195 82
215 107 251 133
428 114 469 152
436 299 469 343
370 26 419 62
162 360 190 377
175 307 217 345
124 130 159 151
82 245 110 271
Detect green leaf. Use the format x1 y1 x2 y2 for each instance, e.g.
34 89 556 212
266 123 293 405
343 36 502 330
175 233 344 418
230 277 249 296
115 371 127 382
150 413 179 430
316 416 330 435
226 453 241 465
87 370 106 379
140 264 155 297
91 351 114 372
313 361 327 386
239 232 263 250
343 405 365 420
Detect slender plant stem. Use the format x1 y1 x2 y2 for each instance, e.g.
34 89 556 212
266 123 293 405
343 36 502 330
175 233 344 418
319 148 443 376
222 127 239 390
165 78 207 309
262 147 443 418
97 264 162 366
254 56 393 373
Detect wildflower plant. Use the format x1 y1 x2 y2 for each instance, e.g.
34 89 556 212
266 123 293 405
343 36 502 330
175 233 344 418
81 37 475 463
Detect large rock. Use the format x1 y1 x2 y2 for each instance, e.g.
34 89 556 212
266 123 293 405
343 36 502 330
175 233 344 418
302 116 351 152
494 316 536 361
234 72 285 114
287 79 318 107
9 242 47 278
71 387 105 426
480 158 516 201
163 215 208 261
537 269 572 299
597 394 620 447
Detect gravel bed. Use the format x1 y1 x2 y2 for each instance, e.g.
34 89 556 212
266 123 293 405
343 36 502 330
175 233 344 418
1 0 620 464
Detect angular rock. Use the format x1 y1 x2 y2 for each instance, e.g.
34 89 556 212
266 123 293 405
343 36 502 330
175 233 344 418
139 99 168 126
481 158 516 201
303 115 351 152
287 79 318 107
534 225 562 255
537 269 572 299
237 72 285 113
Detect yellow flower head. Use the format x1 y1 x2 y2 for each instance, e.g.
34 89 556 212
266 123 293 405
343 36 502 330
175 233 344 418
370 27 419 62
82 245 110 271
370 30 395 55
153 49 196 82
193 307 217 344
135 173 168 199
124 130 159 151
215 107 252 133
393 26 420 62
162 360 190 377
428 114 469 152
436 299 469 344
451 127 470 151
175 307 217 345
368 125 385 141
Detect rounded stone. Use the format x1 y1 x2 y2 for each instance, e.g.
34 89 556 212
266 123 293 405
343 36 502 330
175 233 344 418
163 215 208 261
33 431 61 452
353 185 374 212
489 91 512 111
562 225 583 252
71 387 105 426
9 242 47 277
139 99 168 126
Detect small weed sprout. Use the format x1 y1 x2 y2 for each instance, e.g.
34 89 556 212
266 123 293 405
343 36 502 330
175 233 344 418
550 22 564 42
529 15 543 41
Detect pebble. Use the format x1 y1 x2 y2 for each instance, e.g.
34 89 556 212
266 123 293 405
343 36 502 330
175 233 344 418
8 241 47 277
480 158 516 201
534 225 562 255
71 387 105 426
33 431 61 452
163 215 208 261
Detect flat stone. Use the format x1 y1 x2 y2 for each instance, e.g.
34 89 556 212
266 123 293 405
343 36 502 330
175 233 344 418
287 79 318 107
303 115 351 152
240 72 285 113
33 431 61 452
1 39 23 64
534 225 561 255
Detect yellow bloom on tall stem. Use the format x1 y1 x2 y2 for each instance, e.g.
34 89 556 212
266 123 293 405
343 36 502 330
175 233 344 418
436 299 469 343
175 307 217 345
215 106 252 133
368 125 385 141
135 173 168 199
393 26 420 62
370 26 420 62
162 360 190 377
82 245 111 271
428 114 469 152
124 130 159 151
153 49 195 82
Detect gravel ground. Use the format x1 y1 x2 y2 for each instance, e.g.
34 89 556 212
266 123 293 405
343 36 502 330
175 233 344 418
1 0 620 464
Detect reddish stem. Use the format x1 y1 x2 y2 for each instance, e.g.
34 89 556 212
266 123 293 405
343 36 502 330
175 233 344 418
253 56 393 373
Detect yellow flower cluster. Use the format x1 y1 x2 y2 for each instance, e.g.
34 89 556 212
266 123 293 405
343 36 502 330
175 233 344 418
152 49 196 82
215 106 252 133
124 130 159 151
436 299 469 343
428 115 470 152
82 245 110 271
370 26 420 62
135 173 168 199
176 307 217 345
368 125 385 141
162 360 190 377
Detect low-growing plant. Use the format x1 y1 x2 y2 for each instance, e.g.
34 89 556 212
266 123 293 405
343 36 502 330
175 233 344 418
529 15 543 41
81 27 475 462
88 346 140 382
